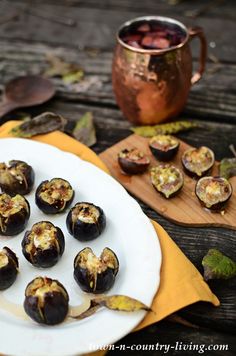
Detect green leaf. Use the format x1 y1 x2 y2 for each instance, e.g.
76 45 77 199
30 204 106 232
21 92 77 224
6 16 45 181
71 112 96 147
219 158 236 179
131 120 199 137
10 112 66 138
45 53 84 84
202 249 236 281
62 70 84 85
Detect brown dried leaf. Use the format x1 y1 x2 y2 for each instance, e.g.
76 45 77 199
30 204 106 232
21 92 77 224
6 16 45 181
10 112 66 138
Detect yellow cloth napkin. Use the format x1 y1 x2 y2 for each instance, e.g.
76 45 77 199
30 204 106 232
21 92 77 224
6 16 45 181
0 121 220 352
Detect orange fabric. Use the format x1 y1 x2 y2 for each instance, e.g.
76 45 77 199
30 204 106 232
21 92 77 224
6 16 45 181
0 121 220 355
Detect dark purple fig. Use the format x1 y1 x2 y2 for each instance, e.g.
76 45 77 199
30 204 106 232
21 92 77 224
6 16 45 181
0 193 30 236
66 202 106 241
149 135 179 161
118 148 150 175
0 247 19 290
150 164 184 198
24 277 69 325
74 247 119 294
35 178 74 214
0 160 35 195
22 221 65 268
182 146 215 178
195 176 232 211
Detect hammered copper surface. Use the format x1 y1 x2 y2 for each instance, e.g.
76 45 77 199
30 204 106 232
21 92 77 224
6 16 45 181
112 17 207 125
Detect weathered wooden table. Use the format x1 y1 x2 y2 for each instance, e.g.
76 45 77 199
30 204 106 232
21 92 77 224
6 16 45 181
0 1 235 355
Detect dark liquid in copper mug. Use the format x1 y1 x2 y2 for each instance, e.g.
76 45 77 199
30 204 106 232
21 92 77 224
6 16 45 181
120 19 186 50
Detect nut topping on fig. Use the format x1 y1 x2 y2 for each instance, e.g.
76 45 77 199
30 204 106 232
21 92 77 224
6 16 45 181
74 247 119 293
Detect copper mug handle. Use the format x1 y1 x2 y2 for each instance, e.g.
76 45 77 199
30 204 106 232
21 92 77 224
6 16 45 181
189 27 207 85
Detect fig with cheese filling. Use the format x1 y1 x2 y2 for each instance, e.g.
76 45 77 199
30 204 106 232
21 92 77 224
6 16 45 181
74 247 119 293
66 202 106 241
149 135 179 161
151 164 184 198
0 193 30 236
24 276 69 325
182 146 215 178
35 178 74 214
0 247 19 290
22 221 65 268
118 148 150 174
195 176 232 211
0 160 35 195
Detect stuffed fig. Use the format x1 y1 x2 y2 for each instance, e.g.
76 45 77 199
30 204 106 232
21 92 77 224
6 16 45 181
24 276 69 325
22 221 65 268
0 193 30 236
195 176 232 211
0 247 19 290
150 164 184 198
182 146 215 178
35 178 74 214
149 135 179 161
66 202 106 241
0 160 34 195
74 247 119 293
118 148 150 174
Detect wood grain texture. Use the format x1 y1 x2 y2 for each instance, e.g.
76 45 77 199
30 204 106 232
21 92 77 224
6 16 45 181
1 40 236 123
100 134 236 229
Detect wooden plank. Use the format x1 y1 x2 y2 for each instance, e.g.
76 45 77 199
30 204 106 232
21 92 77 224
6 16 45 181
1 40 236 123
0 1 235 62
99 134 236 229
108 320 236 355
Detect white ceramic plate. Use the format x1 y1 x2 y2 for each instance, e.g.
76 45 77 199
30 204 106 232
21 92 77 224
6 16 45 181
0 138 161 356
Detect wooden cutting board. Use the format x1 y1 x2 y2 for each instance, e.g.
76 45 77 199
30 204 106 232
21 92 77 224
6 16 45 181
99 134 236 230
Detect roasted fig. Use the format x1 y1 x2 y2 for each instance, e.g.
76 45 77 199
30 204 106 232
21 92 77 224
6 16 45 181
195 176 232 211
0 193 30 236
74 247 119 293
0 160 35 195
22 221 65 268
150 164 184 198
0 247 19 290
149 135 179 161
35 178 74 214
118 148 150 174
182 146 215 178
24 276 69 325
66 202 106 241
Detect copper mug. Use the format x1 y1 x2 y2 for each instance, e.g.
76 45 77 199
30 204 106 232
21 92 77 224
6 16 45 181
112 16 207 125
